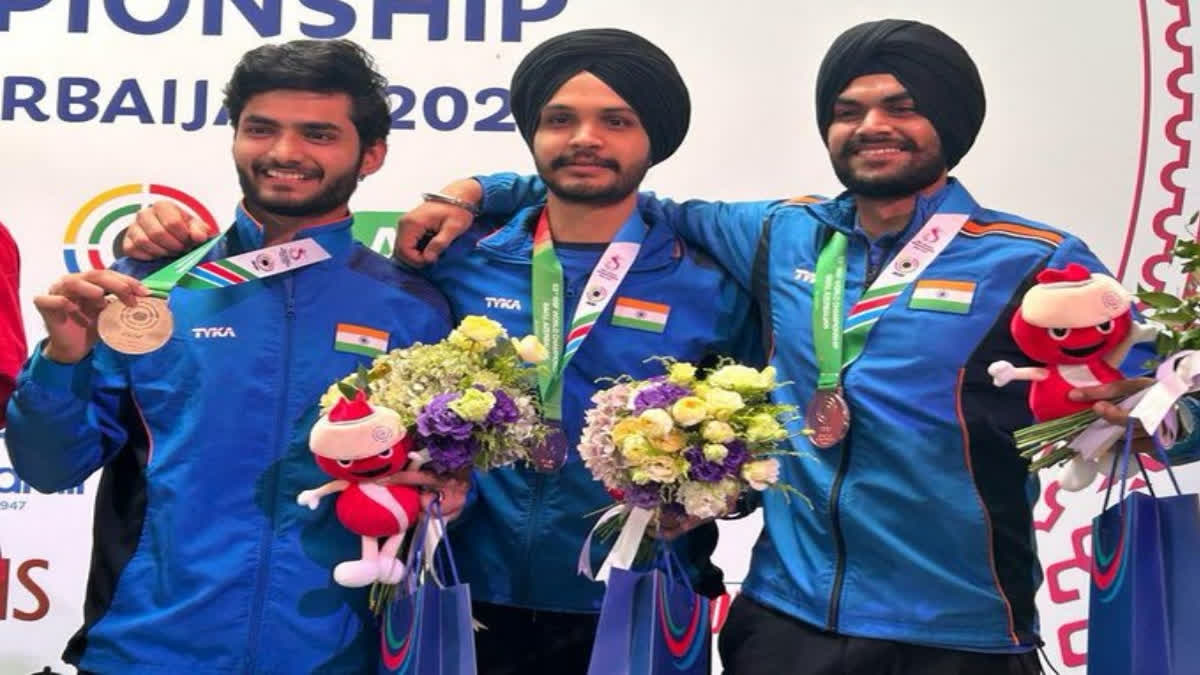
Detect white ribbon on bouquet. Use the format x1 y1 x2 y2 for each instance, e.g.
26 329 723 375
1062 352 1200 490
576 504 654 582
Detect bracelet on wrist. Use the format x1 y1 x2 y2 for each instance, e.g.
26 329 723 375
421 191 480 216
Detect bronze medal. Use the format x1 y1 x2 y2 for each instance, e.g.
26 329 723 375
805 388 850 448
98 296 174 355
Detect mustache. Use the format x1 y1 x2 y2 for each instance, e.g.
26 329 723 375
550 153 620 171
841 135 917 159
252 160 323 179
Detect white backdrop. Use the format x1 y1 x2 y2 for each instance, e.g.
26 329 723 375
0 1 1196 672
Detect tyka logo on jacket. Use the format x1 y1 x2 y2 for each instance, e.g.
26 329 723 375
191 326 237 339
485 296 523 311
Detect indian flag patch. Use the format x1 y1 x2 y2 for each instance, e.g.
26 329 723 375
908 280 976 314
334 323 389 356
612 297 670 333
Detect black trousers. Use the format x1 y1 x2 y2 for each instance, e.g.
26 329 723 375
718 595 1042 675
472 601 600 675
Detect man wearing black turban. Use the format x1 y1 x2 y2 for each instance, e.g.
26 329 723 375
814 19 986 177
509 27 690 169
383 27 746 675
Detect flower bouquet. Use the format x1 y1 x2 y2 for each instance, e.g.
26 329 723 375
320 315 550 474
577 358 803 577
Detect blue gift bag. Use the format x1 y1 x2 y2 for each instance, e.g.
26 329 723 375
380 501 477 675
1087 429 1200 675
587 551 712 675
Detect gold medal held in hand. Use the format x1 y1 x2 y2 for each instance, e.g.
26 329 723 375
97 295 174 354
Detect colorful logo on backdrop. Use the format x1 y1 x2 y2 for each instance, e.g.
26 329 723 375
62 183 217 272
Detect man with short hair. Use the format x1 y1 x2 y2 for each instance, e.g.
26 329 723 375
393 19 1200 674
6 39 452 673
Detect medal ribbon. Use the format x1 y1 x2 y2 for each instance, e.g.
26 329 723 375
811 206 971 392
531 208 645 421
140 234 331 297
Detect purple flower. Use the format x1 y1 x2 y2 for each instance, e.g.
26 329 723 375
417 393 473 440
632 382 691 414
426 436 478 473
623 483 663 509
684 446 728 482
486 389 519 425
722 440 749 473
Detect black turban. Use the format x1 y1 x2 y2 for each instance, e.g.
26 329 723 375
510 28 690 165
815 19 986 169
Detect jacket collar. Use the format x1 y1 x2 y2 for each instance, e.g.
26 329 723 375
221 203 356 260
474 201 679 270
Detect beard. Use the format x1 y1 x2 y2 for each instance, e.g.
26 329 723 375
831 136 946 198
535 151 650 206
237 157 361 219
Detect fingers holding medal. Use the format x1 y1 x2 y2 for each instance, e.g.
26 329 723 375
34 269 157 363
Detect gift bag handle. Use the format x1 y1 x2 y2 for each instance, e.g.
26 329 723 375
1149 434 1184 496
655 541 696 596
1102 422 1159 515
393 503 434 595
426 497 464 587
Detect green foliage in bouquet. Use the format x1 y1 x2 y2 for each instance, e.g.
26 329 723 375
1138 212 1200 360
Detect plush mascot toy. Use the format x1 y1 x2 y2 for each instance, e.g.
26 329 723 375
298 391 421 587
988 263 1135 420
988 263 1145 490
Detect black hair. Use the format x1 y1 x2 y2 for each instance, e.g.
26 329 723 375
223 39 390 146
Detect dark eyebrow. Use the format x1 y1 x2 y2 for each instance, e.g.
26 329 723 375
541 104 636 115
833 92 914 107
242 114 279 126
240 116 341 133
300 122 341 133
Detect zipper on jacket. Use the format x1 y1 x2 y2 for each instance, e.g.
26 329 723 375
824 427 851 630
245 277 296 672
827 235 874 630
517 473 548 601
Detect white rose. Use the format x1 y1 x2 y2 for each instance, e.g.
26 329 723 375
638 408 676 438
676 481 732 520
702 388 745 420
670 396 709 427
702 444 729 462
511 335 549 363
741 458 781 491
701 421 736 444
